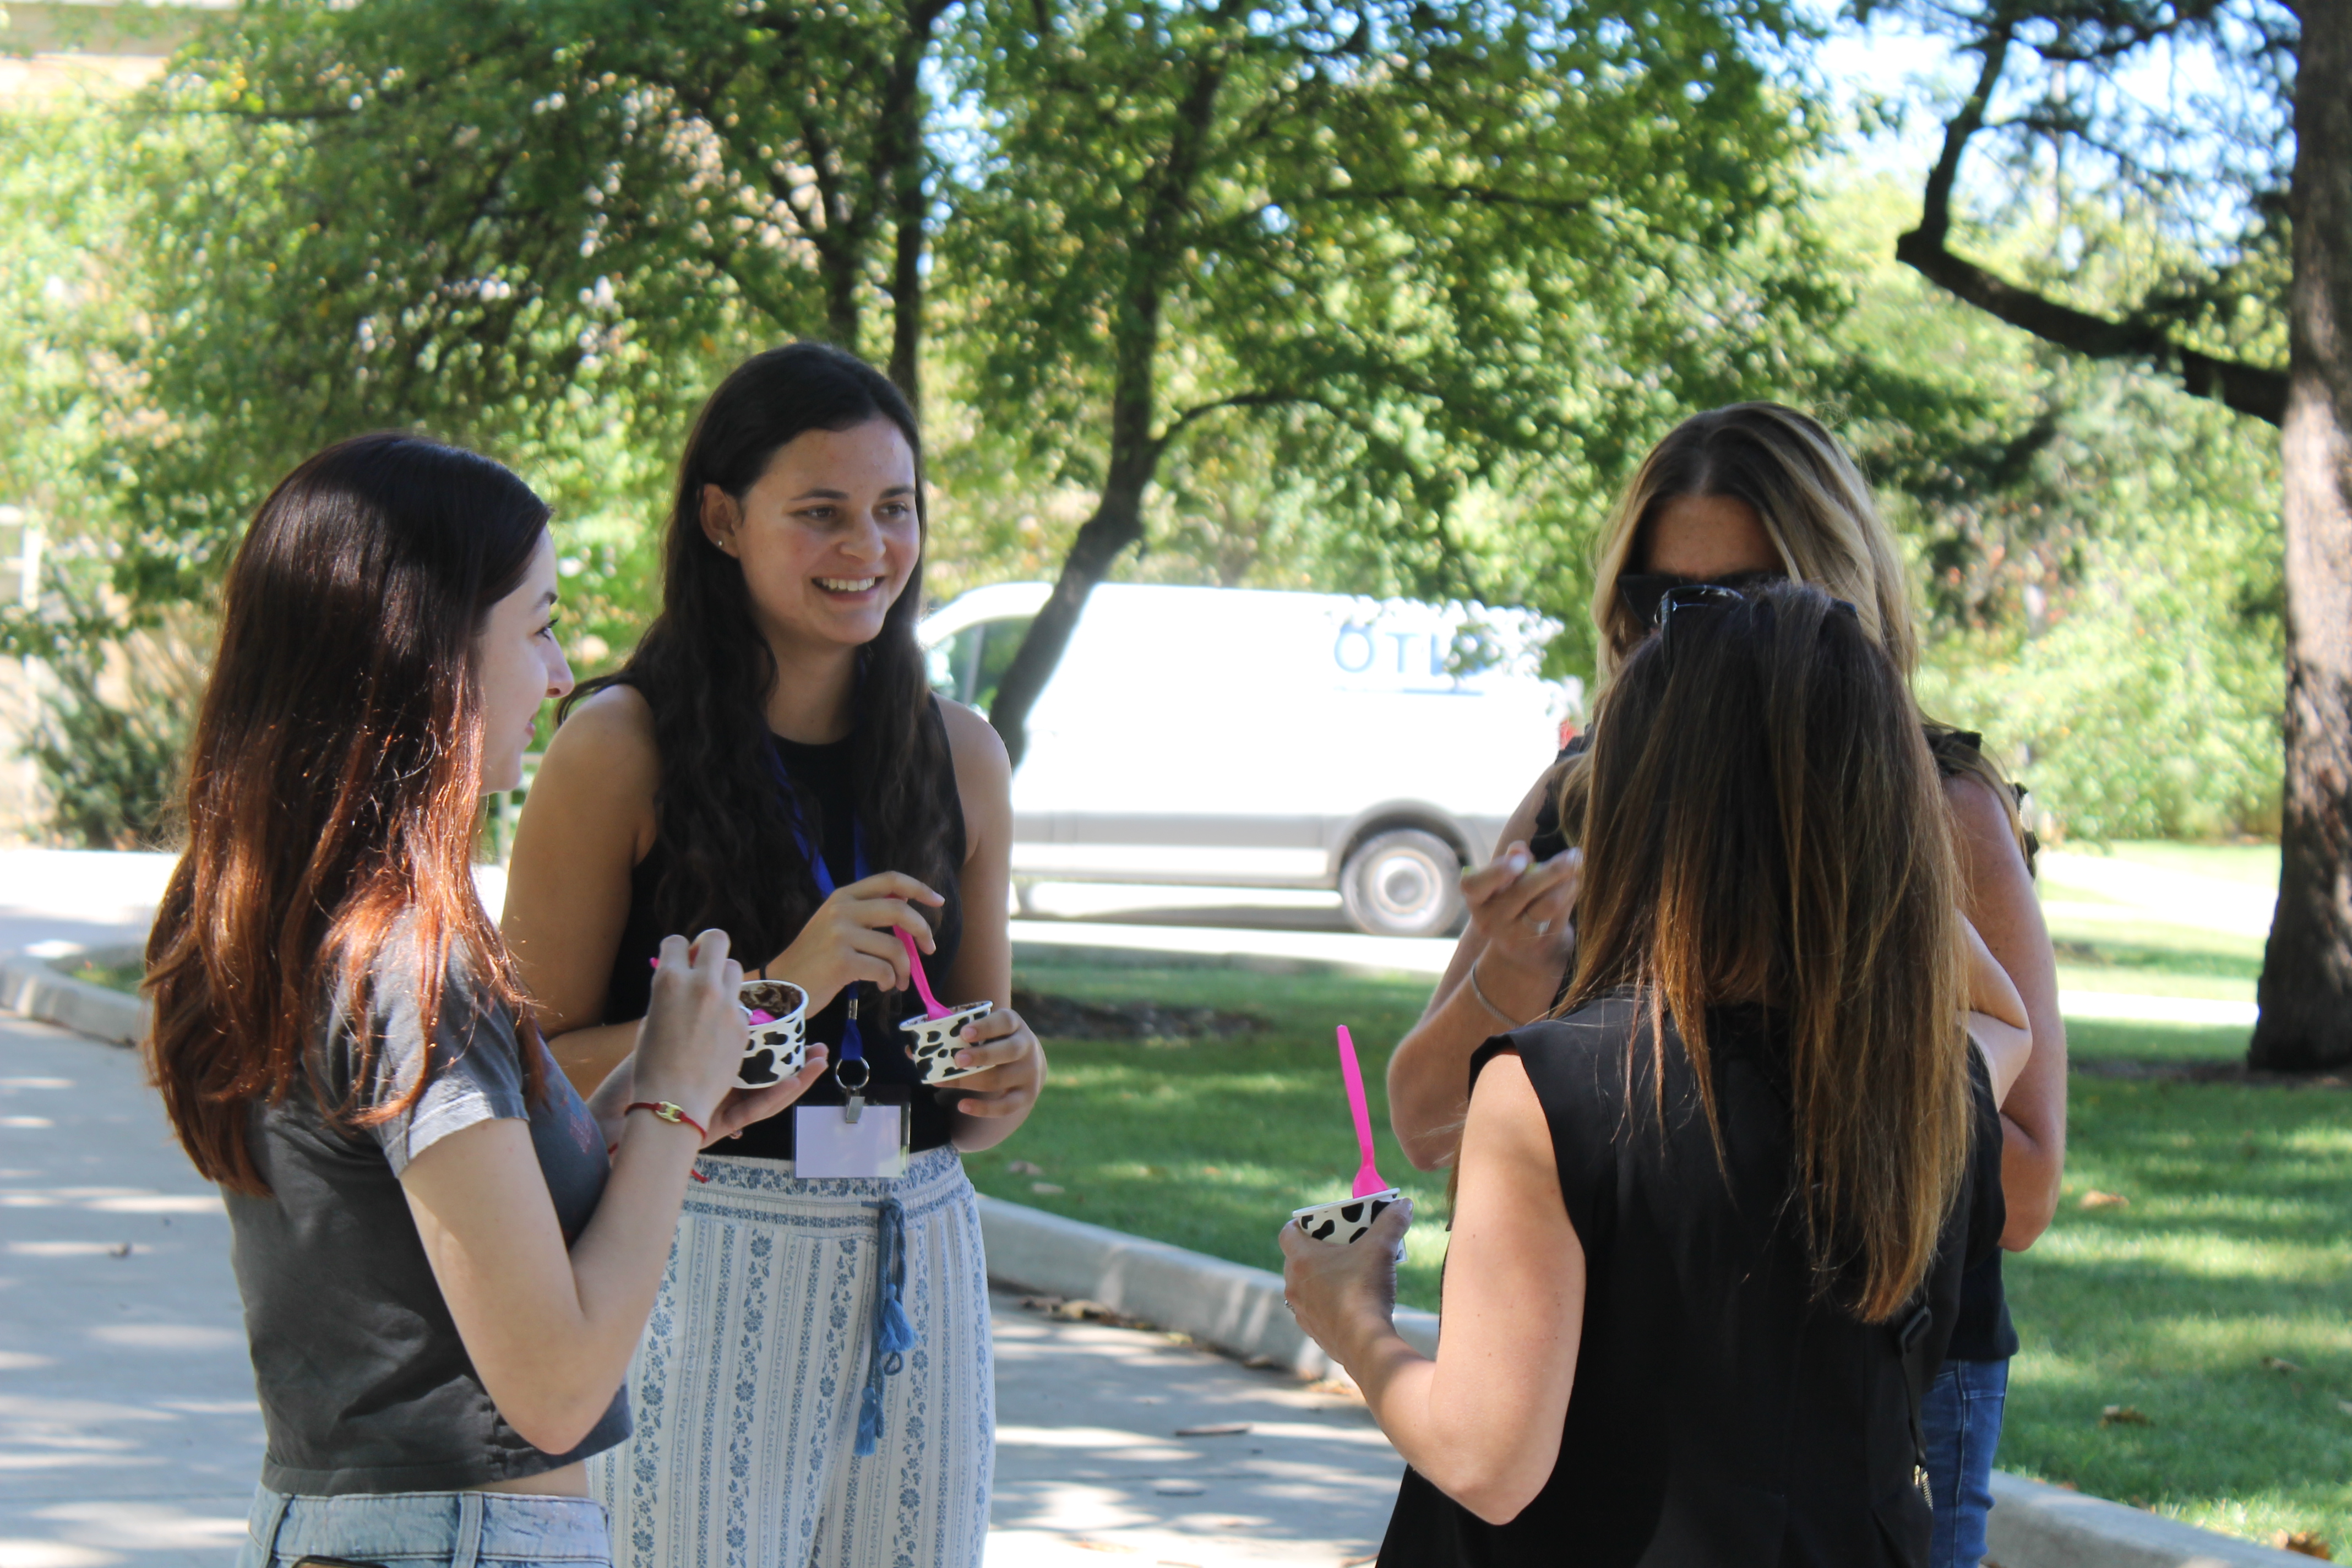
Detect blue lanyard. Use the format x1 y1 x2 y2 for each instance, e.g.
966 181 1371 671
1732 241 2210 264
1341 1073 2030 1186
773 746 873 1074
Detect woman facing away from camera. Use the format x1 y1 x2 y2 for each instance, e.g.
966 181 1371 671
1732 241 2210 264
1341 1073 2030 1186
1288 581 2032 1565
502 342 1043 1568
1384 404 2062 1567
143 433 827 1568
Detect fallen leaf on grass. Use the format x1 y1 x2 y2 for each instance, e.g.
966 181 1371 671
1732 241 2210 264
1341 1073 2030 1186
2079 1190 2130 1210
1007 1159 1044 1175
2338 1400 2352 1417
1031 1181 1065 1195
2099 1404 2152 1427
2264 1356 2305 1373
2274 1530 2333 1559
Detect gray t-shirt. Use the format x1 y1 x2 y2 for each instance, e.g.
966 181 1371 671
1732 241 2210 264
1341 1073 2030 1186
225 949 630 1494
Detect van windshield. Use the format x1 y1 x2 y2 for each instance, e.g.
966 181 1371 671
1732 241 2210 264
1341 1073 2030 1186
930 616 1033 711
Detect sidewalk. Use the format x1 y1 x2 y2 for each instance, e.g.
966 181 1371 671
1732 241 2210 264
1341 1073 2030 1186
0 1016 1400 1568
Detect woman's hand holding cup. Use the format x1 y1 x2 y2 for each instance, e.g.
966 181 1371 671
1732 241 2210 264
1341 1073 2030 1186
767 872 945 1014
1281 1197 1413 1365
939 1006 1044 1121
632 929 752 1130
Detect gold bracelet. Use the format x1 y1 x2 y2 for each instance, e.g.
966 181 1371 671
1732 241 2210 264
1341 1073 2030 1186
1467 957 1536 1030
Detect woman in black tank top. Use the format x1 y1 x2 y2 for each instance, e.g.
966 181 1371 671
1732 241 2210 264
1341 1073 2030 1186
503 344 1042 1568
1284 584 2025 1565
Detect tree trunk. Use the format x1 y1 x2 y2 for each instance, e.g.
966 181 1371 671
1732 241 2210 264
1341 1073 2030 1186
2251 0 2352 1070
984 460 1153 767
879 0 950 410
980 40 1232 767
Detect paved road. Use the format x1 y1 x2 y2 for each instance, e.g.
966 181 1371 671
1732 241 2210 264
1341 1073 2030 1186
0 1017 1400 1568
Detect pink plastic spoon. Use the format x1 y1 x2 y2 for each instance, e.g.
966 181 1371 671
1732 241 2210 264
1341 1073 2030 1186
1335 1025 1390 1198
651 958 780 1023
897 928 952 1020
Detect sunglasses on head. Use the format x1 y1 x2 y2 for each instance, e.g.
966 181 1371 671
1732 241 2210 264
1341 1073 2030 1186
1641 579 1861 668
1615 569 1785 630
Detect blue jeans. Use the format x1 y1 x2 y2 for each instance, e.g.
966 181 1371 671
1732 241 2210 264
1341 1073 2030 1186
237 1485 611 1568
1922 1358 2008 1567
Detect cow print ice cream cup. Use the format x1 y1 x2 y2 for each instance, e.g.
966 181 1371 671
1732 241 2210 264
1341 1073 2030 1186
900 998 996 1085
736 979 808 1088
1291 1189 1406 1250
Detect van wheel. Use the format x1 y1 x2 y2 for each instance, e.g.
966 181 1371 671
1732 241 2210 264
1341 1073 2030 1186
1341 829 1464 938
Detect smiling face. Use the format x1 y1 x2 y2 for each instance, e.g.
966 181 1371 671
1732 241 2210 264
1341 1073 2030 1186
472 530 574 796
700 418 921 663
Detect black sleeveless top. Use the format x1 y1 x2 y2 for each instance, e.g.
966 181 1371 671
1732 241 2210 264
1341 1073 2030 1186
1529 727 2023 1365
1377 998 2005 1566
601 703 968 1159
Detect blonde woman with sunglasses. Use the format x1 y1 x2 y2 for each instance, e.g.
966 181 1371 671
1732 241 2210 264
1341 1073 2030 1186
1381 403 2062 1567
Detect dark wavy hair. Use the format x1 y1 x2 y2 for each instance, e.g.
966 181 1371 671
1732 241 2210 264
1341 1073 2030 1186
567 342 958 965
145 433 549 1195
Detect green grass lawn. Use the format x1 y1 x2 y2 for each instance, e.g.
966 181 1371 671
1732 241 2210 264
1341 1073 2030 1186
972 950 1456 1313
54 951 144 994
2097 840 2283 887
2004 1076 2352 1548
993 928 2352 1552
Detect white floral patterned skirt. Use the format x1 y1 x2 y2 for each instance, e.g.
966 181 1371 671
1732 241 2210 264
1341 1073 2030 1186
587 1147 993 1568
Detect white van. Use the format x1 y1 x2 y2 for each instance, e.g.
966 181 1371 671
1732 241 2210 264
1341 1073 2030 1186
919 582 1580 937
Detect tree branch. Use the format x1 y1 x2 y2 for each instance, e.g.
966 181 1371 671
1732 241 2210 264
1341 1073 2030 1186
1898 6 2289 424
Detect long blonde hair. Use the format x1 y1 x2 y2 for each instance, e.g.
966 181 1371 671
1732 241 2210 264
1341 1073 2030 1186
1564 583 1973 1323
1588 402 1915 680
1564 402 2024 852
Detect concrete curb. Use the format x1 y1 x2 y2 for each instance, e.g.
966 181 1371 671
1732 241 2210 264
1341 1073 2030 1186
976 1194 1440 1379
1988 1474 2317 1567
0 950 148 1047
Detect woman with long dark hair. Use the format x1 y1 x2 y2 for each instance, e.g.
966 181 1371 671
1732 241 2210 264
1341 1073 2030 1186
503 342 1042 1568
146 433 825 1568
1383 405 2061 1564
1286 582 2028 1563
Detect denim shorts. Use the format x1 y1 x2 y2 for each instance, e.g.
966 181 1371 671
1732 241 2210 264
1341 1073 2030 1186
237 1485 612 1568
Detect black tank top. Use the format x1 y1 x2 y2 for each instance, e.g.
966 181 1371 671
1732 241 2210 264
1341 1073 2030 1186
601 701 968 1158
1528 726 2023 1364
1376 999 2005 1566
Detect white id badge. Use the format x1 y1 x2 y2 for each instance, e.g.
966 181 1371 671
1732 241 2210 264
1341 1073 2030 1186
793 1101 910 1179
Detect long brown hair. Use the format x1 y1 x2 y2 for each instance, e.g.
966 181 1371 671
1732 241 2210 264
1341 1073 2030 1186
1562 582 1973 1323
567 342 959 968
145 433 550 1195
